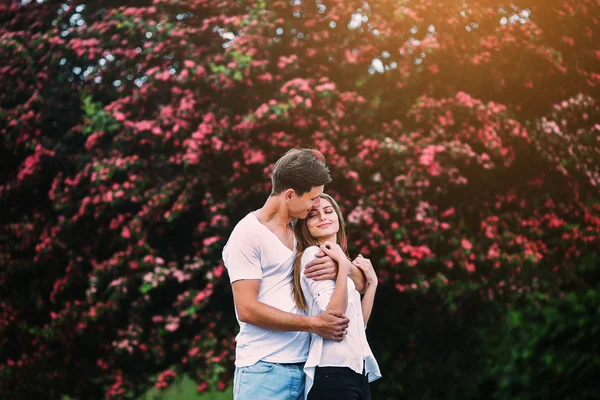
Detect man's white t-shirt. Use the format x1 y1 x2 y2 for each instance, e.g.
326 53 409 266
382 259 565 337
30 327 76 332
222 212 310 367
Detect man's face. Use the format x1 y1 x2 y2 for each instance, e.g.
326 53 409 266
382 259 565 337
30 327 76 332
289 186 323 219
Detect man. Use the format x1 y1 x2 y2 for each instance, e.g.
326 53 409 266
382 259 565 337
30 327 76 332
222 148 366 399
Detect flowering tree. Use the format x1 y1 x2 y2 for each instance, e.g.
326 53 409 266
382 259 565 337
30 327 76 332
1 0 599 398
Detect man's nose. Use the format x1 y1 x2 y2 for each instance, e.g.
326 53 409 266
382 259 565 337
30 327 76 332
314 198 321 207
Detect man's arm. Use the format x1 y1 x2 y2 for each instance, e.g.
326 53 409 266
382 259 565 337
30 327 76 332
231 279 349 341
304 251 368 294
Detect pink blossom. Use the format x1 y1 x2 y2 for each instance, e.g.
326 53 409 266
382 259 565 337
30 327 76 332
315 82 336 92
461 238 473 250
441 208 455 217
465 262 476 273
203 236 219 247
165 321 179 332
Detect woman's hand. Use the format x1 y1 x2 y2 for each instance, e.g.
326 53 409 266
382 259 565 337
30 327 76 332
319 241 348 266
352 254 377 287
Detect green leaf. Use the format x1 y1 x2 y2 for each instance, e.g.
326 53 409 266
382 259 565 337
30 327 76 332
139 282 153 294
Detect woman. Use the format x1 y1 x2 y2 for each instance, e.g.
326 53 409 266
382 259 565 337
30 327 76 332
293 193 381 400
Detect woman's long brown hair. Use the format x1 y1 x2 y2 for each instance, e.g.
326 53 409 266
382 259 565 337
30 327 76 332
292 193 349 311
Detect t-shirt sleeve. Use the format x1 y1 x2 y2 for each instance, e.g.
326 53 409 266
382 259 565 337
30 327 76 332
222 230 262 283
301 246 336 313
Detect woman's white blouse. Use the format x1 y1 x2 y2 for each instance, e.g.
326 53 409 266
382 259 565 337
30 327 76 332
300 246 381 399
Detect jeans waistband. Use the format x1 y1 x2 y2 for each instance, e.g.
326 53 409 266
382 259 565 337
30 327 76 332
277 361 304 367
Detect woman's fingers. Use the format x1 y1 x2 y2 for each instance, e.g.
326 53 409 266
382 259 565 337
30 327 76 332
319 245 336 258
323 240 335 249
353 261 368 271
321 241 344 260
354 260 375 278
353 258 370 268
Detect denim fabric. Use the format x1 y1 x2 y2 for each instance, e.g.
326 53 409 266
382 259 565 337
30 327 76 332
234 361 305 400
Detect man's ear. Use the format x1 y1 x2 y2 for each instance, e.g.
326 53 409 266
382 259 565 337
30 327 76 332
284 188 295 202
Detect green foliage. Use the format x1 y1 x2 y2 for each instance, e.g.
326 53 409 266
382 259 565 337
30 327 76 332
487 258 600 400
368 255 600 400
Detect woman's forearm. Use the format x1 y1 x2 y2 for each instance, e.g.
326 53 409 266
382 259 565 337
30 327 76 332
361 283 377 325
326 260 350 314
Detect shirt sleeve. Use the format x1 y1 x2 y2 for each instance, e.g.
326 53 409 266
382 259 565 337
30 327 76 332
301 246 336 313
222 230 262 283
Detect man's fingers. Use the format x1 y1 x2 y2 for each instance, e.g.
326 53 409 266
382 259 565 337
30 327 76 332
326 310 349 325
312 274 335 281
332 327 347 341
309 270 336 281
307 250 328 261
320 311 349 341
304 260 330 275
306 268 334 279
333 317 350 329
332 328 345 339
305 256 330 267
336 320 349 330
305 263 326 274
305 260 335 277
305 257 327 269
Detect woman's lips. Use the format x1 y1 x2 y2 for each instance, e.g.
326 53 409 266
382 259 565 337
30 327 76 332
317 223 332 228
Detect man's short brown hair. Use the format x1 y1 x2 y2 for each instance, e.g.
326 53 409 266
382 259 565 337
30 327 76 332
271 148 331 196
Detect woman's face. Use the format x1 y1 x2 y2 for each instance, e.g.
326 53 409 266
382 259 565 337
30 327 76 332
306 198 340 242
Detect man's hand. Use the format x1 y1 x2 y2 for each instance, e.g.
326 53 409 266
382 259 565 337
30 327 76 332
309 310 349 341
304 251 338 281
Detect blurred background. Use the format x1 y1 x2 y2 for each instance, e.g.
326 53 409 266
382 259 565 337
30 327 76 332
1 0 599 399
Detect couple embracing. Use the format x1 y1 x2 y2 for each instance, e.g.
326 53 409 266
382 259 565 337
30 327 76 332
222 149 381 399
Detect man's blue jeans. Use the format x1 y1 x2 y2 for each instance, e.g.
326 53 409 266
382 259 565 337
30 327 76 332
233 360 305 400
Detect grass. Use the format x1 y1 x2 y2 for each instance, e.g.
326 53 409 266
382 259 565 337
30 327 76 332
61 375 232 400
140 376 232 400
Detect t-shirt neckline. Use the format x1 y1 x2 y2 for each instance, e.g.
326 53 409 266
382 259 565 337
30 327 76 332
250 212 296 253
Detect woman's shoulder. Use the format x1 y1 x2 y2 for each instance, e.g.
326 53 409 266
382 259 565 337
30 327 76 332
300 246 320 265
